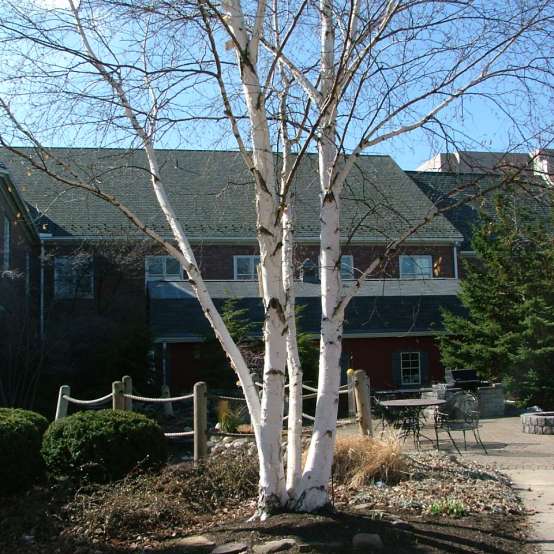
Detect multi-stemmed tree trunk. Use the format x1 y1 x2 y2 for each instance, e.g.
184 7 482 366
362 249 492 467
0 0 553 517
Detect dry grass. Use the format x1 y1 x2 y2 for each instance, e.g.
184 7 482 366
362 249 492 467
332 431 406 487
64 449 259 541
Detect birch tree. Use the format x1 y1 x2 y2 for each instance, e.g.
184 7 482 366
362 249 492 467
0 0 553 515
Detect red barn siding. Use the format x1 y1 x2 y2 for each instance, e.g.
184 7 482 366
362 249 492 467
167 335 445 392
168 342 199 392
342 336 444 390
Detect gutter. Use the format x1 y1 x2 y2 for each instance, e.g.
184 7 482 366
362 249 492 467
153 329 443 344
37 235 463 245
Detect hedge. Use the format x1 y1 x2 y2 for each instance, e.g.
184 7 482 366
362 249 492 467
0 408 49 494
41 410 167 482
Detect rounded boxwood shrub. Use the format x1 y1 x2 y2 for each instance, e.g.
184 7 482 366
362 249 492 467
41 410 167 482
0 408 49 494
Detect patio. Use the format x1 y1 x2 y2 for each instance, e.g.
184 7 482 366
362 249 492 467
339 415 554 468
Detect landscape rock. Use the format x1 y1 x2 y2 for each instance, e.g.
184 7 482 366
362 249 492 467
351 502 373 511
352 533 384 550
300 541 346 551
252 538 297 553
173 535 215 550
390 519 412 530
211 542 249 554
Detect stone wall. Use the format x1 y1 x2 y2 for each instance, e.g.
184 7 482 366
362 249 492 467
477 384 505 419
422 383 505 418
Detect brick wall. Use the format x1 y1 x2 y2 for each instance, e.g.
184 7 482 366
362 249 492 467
190 242 456 279
0 190 38 313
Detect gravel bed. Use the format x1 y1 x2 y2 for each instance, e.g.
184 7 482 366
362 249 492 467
341 451 523 515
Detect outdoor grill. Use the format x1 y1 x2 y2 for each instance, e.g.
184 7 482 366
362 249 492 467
445 369 490 391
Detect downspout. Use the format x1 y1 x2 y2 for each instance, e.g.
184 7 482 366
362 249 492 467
453 243 459 280
39 240 45 340
162 341 168 385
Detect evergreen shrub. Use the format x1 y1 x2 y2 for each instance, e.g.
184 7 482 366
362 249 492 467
0 408 49 494
41 410 167 482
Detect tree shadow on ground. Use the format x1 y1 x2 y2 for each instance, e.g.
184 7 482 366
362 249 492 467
148 510 531 554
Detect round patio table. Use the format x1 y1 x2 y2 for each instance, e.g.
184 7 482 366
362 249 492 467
380 398 446 409
379 398 446 448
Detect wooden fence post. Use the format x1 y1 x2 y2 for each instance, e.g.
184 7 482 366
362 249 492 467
193 381 208 463
347 370 356 418
161 384 174 417
251 373 262 400
55 385 70 420
112 381 125 411
122 375 133 411
353 370 373 436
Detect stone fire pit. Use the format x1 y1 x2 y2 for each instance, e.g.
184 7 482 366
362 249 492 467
521 411 554 435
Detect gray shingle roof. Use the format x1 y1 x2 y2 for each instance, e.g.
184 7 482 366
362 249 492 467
148 281 465 341
407 171 553 249
0 148 462 242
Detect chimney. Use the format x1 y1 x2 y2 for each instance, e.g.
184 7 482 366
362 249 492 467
532 149 554 186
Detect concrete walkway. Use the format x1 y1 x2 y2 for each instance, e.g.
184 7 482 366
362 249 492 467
507 470 554 553
439 417 554 552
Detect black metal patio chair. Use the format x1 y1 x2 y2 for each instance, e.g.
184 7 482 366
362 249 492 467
372 396 424 448
434 391 488 454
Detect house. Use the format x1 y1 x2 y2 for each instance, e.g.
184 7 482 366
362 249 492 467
410 149 554 271
0 148 467 393
417 149 554 185
0 161 39 317
0 162 41 406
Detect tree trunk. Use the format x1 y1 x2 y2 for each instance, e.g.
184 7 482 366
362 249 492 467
294 0 342 511
222 0 288 515
282 205 303 496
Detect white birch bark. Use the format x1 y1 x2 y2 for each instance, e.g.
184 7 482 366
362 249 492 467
295 0 343 511
222 0 288 514
282 204 303 495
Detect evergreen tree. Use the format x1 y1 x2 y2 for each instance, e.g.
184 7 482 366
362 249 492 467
439 195 554 408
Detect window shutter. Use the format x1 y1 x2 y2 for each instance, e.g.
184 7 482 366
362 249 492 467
392 352 401 386
420 351 430 385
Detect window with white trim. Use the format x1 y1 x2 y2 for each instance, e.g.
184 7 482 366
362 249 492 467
2 216 10 271
399 255 433 279
340 255 354 280
400 352 421 385
54 255 94 299
145 255 183 281
234 255 260 280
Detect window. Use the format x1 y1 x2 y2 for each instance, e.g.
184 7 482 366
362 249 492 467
399 255 433 279
234 255 260 280
2 216 10 271
54 255 94 299
145 255 183 281
340 255 354 280
400 352 421 385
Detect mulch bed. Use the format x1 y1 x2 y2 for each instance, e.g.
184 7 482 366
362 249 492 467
199 510 535 554
0 448 538 554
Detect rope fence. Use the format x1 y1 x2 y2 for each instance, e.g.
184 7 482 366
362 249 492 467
61 393 113 406
54 371 372 464
123 393 194 403
55 378 208 463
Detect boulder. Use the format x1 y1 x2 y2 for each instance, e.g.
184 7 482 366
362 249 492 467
252 538 297 553
211 542 249 554
352 533 384 550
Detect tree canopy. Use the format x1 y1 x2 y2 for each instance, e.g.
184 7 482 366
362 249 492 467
439 193 554 408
